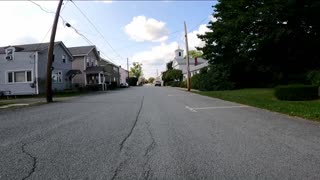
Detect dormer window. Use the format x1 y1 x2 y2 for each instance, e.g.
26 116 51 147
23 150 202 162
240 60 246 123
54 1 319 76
179 52 181 57
5 48 14 61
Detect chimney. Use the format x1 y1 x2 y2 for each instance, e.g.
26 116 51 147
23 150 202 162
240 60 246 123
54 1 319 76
195 57 198 66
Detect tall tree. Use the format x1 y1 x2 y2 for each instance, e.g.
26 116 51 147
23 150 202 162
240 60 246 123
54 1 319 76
198 0 320 87
130 62 143 79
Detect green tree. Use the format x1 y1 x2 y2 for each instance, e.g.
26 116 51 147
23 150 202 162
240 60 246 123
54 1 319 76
130 62 143 79
148 77 155 84
185 50 203 59
198 0 320 88
166 61 173 70
165 69 183 82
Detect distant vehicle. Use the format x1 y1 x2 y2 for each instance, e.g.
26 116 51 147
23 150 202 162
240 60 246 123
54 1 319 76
155 81 161 86
120 83 129 88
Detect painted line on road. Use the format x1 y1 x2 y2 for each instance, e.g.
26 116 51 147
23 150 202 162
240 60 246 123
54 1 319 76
185 106 197 112
168 94 193 97
192 106 249 110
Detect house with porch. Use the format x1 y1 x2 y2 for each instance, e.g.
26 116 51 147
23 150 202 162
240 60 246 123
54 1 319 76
0 41 75 95
68 45 108 90
99 58 120 88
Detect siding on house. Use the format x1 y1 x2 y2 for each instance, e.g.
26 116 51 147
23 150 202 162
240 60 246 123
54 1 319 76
37 44 72 93
0 52 37 95
69 46 100 86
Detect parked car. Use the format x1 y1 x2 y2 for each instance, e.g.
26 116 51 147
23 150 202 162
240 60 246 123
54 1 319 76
155 81 161 86
120 83 129 88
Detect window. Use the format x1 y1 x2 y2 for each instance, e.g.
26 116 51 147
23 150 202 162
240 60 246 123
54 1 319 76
179 52 181 56
52 71 63 83
5 48 14 60
7 70 32 83
86 57 90 67
62 55 66 63
52 54 55 62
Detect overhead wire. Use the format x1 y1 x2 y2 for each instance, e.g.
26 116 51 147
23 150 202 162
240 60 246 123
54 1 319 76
70 0 124 61
29 0 117 64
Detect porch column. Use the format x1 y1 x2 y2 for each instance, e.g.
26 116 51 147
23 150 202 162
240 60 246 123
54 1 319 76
98 73 101 84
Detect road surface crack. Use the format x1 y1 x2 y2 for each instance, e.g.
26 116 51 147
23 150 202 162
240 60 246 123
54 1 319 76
144 123 156 157
21 143 37 180
119 96 144 151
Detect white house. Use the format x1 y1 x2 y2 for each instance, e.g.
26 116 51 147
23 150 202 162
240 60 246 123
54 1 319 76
171 48 209 80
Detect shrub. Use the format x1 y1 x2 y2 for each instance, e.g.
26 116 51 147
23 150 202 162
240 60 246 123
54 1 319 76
180 81 187 88
190 74 201 89
307 70 320 87
127 77 138 86
198 65 234 91
274 84 319 101
167 81 180 87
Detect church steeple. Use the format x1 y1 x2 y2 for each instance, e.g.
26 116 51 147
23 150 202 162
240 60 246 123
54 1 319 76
175 47 184 59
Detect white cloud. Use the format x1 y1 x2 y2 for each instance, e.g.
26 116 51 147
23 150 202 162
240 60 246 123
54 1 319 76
130 42 178 78
125 16 169 42
187 24 211 50
0 1 80 46
102 0 113 3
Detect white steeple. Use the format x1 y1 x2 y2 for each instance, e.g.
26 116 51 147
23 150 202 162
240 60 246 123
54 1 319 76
175 46 184 59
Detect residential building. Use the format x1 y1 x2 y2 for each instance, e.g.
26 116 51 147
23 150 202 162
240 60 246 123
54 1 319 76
0 41 74 95
68 45 107 90
119 66 128 84
99 58 120 87
172 48 209 80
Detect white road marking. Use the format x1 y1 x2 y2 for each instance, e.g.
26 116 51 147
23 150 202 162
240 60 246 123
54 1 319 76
185 106 197 112
192 106 248 110
168 94 193 97
0 103 29 109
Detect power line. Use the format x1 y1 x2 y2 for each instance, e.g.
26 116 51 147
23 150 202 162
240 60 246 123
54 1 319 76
28 0 116 64
70 0 124 61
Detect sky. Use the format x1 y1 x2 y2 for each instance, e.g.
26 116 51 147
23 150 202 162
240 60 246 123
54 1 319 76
0 0 217 78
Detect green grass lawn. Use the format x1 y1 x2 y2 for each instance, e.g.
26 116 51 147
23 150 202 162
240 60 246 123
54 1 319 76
0 101 16 106
196 89 320 121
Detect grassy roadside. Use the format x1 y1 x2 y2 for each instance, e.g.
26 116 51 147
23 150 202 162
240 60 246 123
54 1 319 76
195 89 320 121
0 101 16 106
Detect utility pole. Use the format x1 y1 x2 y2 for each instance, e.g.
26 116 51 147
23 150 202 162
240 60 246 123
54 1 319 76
127 58 129 80
46 0 64 103
184 21 191 92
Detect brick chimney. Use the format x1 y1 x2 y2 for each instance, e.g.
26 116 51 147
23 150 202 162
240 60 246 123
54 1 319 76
194 57 198 66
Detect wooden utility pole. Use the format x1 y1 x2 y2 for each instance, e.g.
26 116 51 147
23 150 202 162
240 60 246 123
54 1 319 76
184 21 191 91
46 0 64 102
127 58 129 81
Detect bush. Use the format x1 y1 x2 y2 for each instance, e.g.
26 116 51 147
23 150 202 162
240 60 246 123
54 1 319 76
198 65 234 91
167 81 180 87
307 70 320 87
180 80 187 88
190 74 201 89
128 77 138 86
274 84 319 101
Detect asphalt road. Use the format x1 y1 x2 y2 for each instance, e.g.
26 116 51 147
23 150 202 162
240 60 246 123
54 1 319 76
0 86 320 180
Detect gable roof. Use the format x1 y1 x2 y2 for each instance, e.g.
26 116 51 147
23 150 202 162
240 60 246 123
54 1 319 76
0 41 73 59
68 45 96 57
0 41 62 54
100 58 118 67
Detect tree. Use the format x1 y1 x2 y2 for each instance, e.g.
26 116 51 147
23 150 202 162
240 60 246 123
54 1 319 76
185 50 203 59
148 77 155 84
165 69 183 82
198 0 320 88
166 61 173 70
130 62 143 79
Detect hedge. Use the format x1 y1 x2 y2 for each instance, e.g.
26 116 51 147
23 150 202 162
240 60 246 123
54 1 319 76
274 84 319 101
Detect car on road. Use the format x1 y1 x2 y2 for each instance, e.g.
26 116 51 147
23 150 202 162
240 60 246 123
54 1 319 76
155 81 161 86
120 83 129 88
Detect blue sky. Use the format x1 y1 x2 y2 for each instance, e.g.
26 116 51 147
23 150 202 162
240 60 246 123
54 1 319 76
0 0 216 77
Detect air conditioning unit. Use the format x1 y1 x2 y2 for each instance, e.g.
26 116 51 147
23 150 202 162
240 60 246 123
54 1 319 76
5 55 13 60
